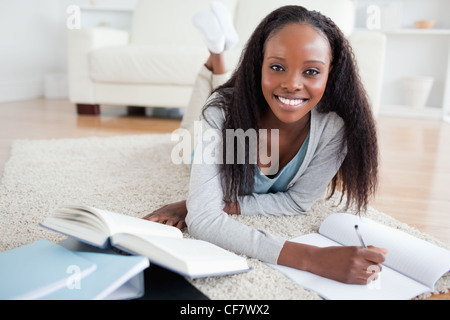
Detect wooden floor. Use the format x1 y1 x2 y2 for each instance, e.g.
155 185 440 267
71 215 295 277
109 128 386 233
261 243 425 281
0 98 449 299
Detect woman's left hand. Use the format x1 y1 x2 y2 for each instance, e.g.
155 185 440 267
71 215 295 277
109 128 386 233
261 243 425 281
142 200 188 230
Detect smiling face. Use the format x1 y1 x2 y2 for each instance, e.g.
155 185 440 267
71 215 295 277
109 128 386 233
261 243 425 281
261 23 332 125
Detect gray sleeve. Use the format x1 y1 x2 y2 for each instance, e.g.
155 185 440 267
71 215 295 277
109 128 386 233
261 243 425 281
185 107 286 264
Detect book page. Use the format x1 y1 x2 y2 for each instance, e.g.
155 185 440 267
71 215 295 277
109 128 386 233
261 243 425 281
53 208 108 234
40 215 108 247
318 213 450 288
65 206 183 240
111 234 250 278
268 233 430 300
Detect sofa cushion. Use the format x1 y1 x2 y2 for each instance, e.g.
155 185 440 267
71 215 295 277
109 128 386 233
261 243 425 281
89 45 210 86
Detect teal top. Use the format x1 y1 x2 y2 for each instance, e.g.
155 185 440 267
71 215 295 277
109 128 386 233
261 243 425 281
254 133 310 194
191 133 310 194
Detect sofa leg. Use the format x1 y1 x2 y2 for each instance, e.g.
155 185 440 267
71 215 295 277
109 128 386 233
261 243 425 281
127 106 147 116
77 104 100 115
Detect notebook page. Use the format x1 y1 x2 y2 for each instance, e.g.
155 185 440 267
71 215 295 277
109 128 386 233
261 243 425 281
319 213 450 288
268 233 430 300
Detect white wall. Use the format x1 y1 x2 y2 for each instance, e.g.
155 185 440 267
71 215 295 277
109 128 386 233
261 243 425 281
0 0 61 102
355 0 450 29
355 0 450 110
0 0 137 103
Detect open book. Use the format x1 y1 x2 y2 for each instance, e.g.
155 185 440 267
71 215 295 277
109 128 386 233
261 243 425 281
40 205 250 278
268 213 450 300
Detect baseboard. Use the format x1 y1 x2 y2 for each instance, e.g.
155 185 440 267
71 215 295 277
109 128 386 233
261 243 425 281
0 80 43 103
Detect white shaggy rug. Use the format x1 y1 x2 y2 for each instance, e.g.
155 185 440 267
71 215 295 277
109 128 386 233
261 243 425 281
0 134 449 299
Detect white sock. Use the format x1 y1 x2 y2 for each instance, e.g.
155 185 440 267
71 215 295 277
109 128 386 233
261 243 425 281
192 10 225 54
210 0 239 51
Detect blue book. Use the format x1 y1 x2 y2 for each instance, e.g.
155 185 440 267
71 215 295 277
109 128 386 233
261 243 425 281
0 239 96 300
42 250 149 300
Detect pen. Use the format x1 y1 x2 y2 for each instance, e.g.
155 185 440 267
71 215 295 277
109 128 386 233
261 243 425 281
354 224 367 248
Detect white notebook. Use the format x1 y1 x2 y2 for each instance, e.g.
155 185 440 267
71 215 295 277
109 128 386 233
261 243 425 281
268 213 450 300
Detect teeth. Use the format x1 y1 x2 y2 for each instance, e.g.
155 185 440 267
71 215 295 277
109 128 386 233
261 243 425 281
278 96 304 106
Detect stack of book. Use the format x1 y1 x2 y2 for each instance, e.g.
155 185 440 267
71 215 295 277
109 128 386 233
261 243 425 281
0 238 148 300
0 205 250 300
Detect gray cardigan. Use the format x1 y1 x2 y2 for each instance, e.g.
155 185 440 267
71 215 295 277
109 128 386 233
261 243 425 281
186 94 347 264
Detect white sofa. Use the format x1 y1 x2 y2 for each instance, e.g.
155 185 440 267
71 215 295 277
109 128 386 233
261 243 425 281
67 0 386 116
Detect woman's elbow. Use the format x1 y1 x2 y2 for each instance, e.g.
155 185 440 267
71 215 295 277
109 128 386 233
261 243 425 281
185 210 210 240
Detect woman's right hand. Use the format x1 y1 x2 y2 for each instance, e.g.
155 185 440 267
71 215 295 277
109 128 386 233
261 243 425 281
278 241 388 285
142 200 188 230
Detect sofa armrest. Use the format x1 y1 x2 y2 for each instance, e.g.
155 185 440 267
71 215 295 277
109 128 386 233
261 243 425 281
67 28 130 104
348 30 387 116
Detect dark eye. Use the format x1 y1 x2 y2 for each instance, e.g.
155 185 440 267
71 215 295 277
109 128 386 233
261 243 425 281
304 69 320 76
270 64 285 72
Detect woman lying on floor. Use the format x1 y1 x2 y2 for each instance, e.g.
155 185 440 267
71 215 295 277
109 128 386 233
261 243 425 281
144 2 387 285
